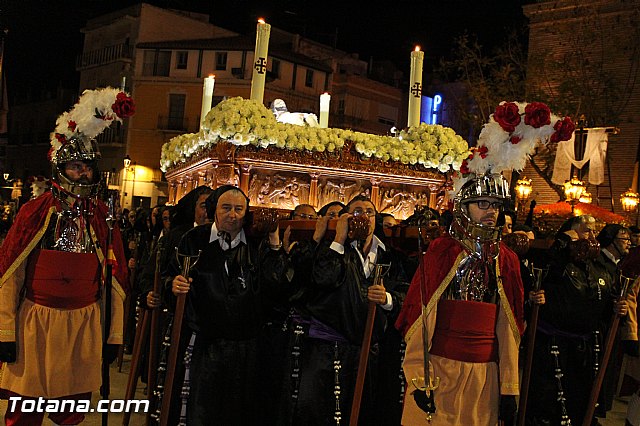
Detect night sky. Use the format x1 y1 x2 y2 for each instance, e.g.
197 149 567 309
1 0 529 102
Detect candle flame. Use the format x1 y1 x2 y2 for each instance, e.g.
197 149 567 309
414 46 421 52
258 18 266 24
209 74 215 79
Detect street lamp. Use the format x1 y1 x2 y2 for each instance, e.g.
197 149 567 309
121 155 133 208
514 176 532 221
579 191 592 204
620 188 639 213
564 175 585 215
515 177 532 204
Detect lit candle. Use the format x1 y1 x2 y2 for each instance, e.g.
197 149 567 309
408 46 424 128
319 92 331 128
250 19 271 103
200 75 215 130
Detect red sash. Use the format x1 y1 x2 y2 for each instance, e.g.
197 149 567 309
430 299 498 363
24 249 100 309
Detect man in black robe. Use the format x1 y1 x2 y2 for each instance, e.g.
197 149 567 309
169 185 288 425
287 196 410 425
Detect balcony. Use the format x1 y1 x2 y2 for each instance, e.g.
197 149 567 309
157 115 193 133
76 43 134 70
95 125 125 147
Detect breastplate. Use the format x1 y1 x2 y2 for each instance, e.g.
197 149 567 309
41 201 96 254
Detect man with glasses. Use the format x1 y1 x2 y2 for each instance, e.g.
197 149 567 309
291 204 318 220
596 224 638 417
397 173 524 425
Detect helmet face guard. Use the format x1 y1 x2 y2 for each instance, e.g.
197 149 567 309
452 173 510 244
51 136 101 198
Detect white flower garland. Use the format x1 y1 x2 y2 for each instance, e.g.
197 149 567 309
160 97 471 172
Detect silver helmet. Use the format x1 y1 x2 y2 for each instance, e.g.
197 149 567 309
451 172 510 244
51 135 102 198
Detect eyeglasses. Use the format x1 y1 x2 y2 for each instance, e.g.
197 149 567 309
467 200 503 210
293 213 317 220
351 208 376 217
616 237 631 242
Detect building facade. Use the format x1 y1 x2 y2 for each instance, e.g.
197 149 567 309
521 0 640 224
75 3 404 209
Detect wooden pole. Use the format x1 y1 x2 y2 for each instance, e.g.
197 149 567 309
517 267 543 426
349 300 376 426
583 275 632 426
146 241 165 425
159 294 186 426
582 314 621 426
122 310 150 426
516 304 540 426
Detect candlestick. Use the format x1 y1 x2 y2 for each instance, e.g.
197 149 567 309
200 75 215 130
250 19 271 103
319 92 331 128
408 46 424 128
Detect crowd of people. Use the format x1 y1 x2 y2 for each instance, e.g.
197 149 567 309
1 89 640 426
2 163 640 425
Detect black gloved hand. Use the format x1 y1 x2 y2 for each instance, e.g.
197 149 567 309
623 340 640 357
0 341 17 363
412 389 436 415
103 344 119 364
499 395 517 425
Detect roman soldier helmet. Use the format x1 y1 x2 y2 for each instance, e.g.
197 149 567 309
451 101 575 244
49 87 135 197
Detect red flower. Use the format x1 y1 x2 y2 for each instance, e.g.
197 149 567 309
550 117 575 143
54 133 67 144
524 102 551 128
493 102 521 133
460 159 470 175
478 145 488 159
510 135 522 144
112 92 136 119
67 120 77 131
47 146 55 161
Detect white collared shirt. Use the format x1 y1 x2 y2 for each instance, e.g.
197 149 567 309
330 235 393 309
209 222 247 251
601 248 619 265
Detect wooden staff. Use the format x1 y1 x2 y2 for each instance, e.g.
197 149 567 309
122 309 150 426
582 274 633 426
350 264 386 425
118 232 143 372
146 239 165 425
159 250 201 426
517 266 544 426
101 196 115 426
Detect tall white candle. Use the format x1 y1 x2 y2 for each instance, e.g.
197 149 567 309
250 19 271 103
319 92 331 128
120 76 126 92
408 46 424 128
200 75 215 130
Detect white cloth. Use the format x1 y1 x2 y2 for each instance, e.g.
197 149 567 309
552 128 608 185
